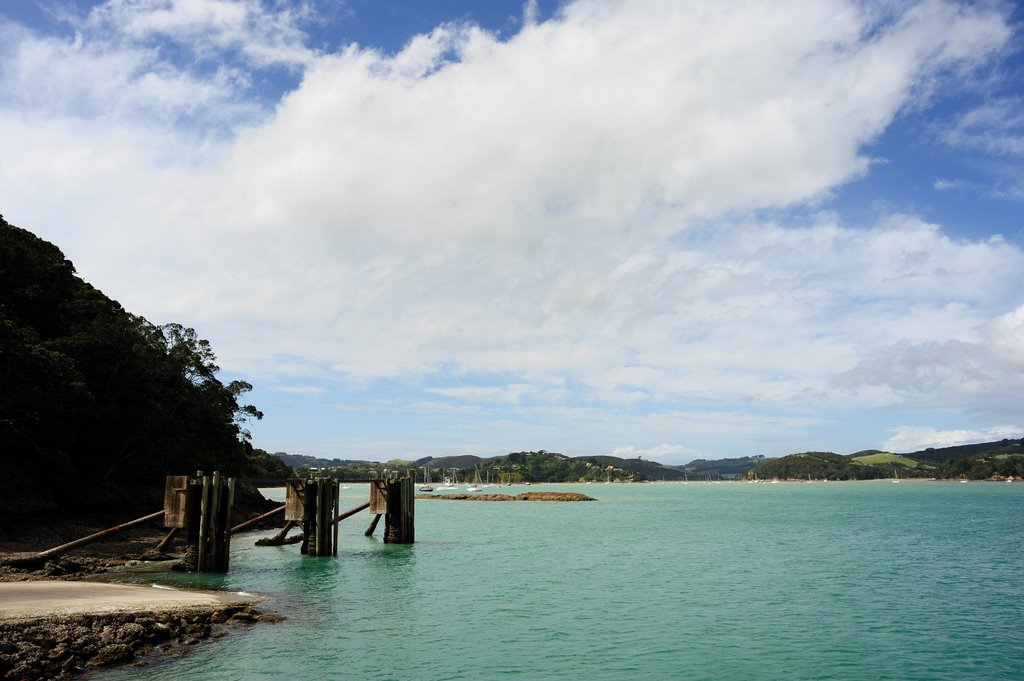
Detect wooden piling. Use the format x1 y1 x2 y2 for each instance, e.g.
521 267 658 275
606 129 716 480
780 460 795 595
286 477 340 557
383 474 415 544
174 471 234 572
197 473 210 570
332 480 340 557
311 477 339 557
367 479 387 537
366 474 415 544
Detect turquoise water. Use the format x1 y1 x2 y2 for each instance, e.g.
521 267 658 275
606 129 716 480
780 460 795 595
95 482 1023 680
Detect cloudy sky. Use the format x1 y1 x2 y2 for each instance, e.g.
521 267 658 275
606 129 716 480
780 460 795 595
2 0 1023 464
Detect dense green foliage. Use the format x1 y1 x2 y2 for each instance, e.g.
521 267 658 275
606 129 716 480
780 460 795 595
286 450 654 483
676 455 771 480
910 439 1024 464
245 448 295 480
747 451 934 481
937 453 1024 480
0 216 272 514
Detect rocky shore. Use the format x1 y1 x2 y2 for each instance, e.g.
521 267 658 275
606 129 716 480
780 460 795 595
0 604 282 680
0 509 285 680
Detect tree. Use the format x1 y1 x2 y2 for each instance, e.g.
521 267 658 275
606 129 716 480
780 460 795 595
1 215 264 514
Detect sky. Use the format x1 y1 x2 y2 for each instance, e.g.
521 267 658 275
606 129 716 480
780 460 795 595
2 0 1023 464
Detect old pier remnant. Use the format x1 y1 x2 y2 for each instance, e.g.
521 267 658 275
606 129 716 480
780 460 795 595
367 474 415 544
164 471 235 572
284 477 341 556
24 472 415 574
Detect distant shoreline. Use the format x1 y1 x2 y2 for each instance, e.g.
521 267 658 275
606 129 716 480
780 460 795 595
417 491 596 501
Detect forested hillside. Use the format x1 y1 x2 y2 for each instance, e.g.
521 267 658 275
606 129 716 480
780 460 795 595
745 442 1024 481
0 216 281 516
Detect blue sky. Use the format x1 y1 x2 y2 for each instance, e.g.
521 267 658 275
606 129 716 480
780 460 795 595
2 0 1023 463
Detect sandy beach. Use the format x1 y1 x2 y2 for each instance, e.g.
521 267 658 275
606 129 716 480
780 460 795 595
0 581 257 621
0 515 282 680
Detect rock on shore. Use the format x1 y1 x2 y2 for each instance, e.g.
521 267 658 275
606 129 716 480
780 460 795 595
0 605 283 680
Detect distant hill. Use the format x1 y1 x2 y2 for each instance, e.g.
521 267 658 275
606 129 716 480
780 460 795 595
849 449 885 457
849 452 922 468
749 451 918 481
271 438 1024 483
273 453 381 470
745 439 1024 481
413 455 494 470
274 450 686 482
585 456 687 481
673 455 772 480
903 438 1024 464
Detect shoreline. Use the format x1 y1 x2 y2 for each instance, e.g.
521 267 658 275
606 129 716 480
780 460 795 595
0 601 283 680
0 520 283 681
0 564 283 681
0 581 260 621
416 491 596 501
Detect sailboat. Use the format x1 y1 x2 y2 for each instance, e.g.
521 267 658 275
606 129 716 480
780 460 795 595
436 468 457 491
419 465 434 492
466 466 483 492
892 466 901 483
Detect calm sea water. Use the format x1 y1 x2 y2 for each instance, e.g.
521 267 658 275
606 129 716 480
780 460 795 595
94 482 1023 680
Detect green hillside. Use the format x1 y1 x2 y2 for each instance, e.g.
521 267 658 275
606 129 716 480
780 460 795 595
850 452 922 468
1 216 273 517
748 451 937 480
674 455 772 480
276 439 1024 484
279 450 677 483
906 438 1024 464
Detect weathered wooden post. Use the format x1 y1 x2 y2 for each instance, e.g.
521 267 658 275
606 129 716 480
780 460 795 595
165 471 235 572
285 477 340 557
284 479 307 553
313 476 339 557
367 480 386 536
367 473 414 543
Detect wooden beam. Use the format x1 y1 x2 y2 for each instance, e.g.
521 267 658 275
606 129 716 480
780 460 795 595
35 511 164 561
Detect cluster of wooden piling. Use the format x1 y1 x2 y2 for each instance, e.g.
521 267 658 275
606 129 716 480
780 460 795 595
370 476 415 543
163 471 235 572
284 478 340 556
23 472 415 575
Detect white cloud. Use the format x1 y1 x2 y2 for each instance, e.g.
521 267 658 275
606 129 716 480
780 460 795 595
429 384 569 405
940 97 1024 157
935 97 1024 201
835 303 1024 413
610 443 706 463
883 425 1024 453
219 0 1006 245
79 0 317 68
0 0 314 133
1 0 1021 459
933 178 968 192
274 385 327 396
